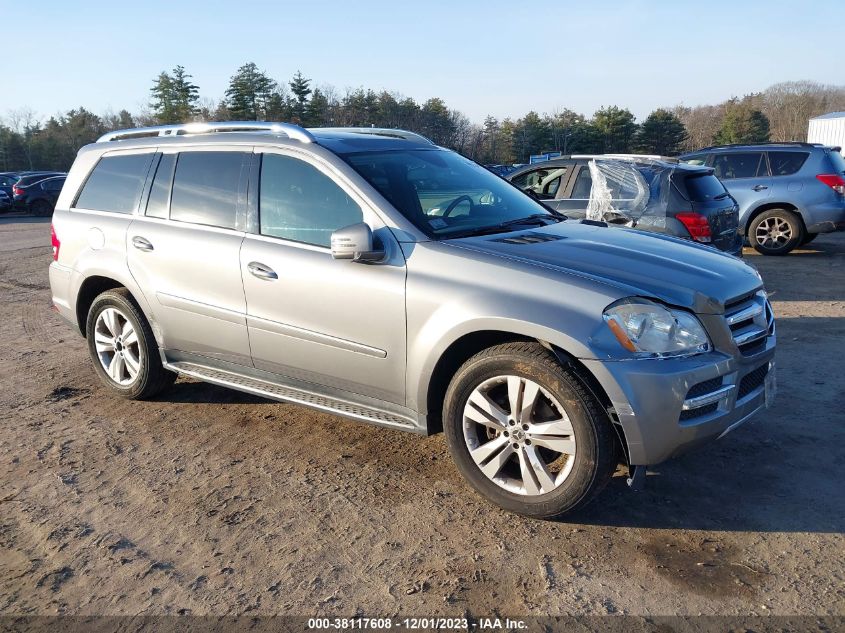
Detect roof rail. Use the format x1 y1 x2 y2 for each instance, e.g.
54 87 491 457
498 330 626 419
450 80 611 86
692 141 823 152
310 127 435 145
97 121 315 144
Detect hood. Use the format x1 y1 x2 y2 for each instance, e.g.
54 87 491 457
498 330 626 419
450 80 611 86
448 221 761 314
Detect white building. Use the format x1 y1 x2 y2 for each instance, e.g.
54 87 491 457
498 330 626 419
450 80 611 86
808 112 845 155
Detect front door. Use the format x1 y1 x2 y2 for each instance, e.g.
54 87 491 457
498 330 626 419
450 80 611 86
239 150 407 405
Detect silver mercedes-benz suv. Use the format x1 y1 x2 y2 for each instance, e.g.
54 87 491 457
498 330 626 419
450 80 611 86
48 122 777 518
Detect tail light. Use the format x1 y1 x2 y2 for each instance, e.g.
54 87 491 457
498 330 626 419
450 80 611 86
676 212 712 243
12 185 24 196
816 174 845 195
50 223 60 261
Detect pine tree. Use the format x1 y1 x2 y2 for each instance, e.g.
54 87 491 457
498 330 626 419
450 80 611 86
592 106 638 153
225 63 276 120
170 65 200 122
713 102 771 144
634 109 689 155
150 72 175 123
289 71 312 123
306 88 331 127
149 66 199 124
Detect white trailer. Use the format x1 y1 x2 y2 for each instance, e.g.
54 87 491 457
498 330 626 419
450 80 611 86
808 112 845 155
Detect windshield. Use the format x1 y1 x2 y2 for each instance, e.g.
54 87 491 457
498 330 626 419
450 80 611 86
342 149 555 238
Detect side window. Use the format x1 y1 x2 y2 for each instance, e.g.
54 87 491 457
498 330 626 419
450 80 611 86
170 151 248 229
510 169 543 188
74 153 153 213
767 151 809 176
0 176 15 187
569 167 593 199
145 154 176 219
681 153 708 166
259 153 363 248
712 153 764 180
44 179 64 192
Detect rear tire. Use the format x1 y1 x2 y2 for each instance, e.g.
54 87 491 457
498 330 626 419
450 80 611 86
442 342 617 519
749 209 803 256
31 200 53 217
86 288 176 399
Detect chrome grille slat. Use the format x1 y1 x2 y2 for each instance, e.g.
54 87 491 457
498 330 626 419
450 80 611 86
724 290 774 355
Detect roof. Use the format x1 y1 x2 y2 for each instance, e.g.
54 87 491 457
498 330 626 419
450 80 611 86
810 111 845 120
94 122 438 155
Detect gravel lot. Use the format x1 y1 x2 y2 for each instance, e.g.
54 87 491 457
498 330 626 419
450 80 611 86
0 216 843 617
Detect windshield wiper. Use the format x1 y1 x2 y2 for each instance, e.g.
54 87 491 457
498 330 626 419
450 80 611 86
446 213 563 239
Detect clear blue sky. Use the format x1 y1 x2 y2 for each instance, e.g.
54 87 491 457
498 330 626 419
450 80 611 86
3 0 840 124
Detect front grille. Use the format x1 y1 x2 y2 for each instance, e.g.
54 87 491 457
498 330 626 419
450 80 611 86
724 291 774 355
686 377 723 398
679 402 718 421
738 364 769 400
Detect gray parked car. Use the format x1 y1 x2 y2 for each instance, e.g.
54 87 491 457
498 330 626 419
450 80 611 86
680 143 845 255
507 156 743 256
49 122 776 518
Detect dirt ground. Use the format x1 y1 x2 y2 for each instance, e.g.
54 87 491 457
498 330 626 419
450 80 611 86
0 216 843 618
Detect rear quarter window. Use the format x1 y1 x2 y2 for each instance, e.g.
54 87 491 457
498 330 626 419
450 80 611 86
74 154 154 213
767 151 809 176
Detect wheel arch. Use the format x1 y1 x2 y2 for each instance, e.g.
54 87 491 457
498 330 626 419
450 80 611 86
744 202 805 236
422 330 628 463
74 275 152 339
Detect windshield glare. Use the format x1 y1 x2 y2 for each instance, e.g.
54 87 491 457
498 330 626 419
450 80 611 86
342 149 553 238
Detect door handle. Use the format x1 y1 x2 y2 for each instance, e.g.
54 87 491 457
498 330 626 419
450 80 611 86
132 236 154 252
752 185 768 191
247 261 278 280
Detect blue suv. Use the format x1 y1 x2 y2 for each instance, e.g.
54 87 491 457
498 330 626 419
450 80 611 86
680 143 845 255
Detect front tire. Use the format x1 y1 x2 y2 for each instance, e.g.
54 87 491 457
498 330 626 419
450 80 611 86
443 342 617 519
749 209 803 255
86 289 176 399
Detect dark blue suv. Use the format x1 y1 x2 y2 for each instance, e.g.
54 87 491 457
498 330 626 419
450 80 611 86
680 143 845 255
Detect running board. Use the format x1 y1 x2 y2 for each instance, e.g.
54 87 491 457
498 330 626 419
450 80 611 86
165 361 418 431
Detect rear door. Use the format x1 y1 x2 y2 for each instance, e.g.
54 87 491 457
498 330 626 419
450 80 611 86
126 148 252 367
711 151 772 228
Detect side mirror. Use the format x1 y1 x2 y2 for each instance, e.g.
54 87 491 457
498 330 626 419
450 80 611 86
330 223 386 263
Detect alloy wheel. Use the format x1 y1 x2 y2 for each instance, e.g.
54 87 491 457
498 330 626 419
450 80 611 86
93 307 141 386
462 375 577 496
755 216 792 250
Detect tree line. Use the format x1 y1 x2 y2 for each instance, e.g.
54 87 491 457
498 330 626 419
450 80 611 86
2 63 844 172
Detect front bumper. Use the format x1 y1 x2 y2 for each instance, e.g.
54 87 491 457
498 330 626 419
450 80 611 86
582 332 776 466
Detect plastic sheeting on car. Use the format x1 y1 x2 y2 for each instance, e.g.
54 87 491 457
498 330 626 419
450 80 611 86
584 158 674 229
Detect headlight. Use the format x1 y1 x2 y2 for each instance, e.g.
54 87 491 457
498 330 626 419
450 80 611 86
603 298 711 357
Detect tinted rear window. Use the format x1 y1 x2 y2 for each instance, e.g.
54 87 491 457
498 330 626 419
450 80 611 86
682 173 728 201
767 151 809 176
75 154 153 213
828 150 845 173
169 152 248 229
